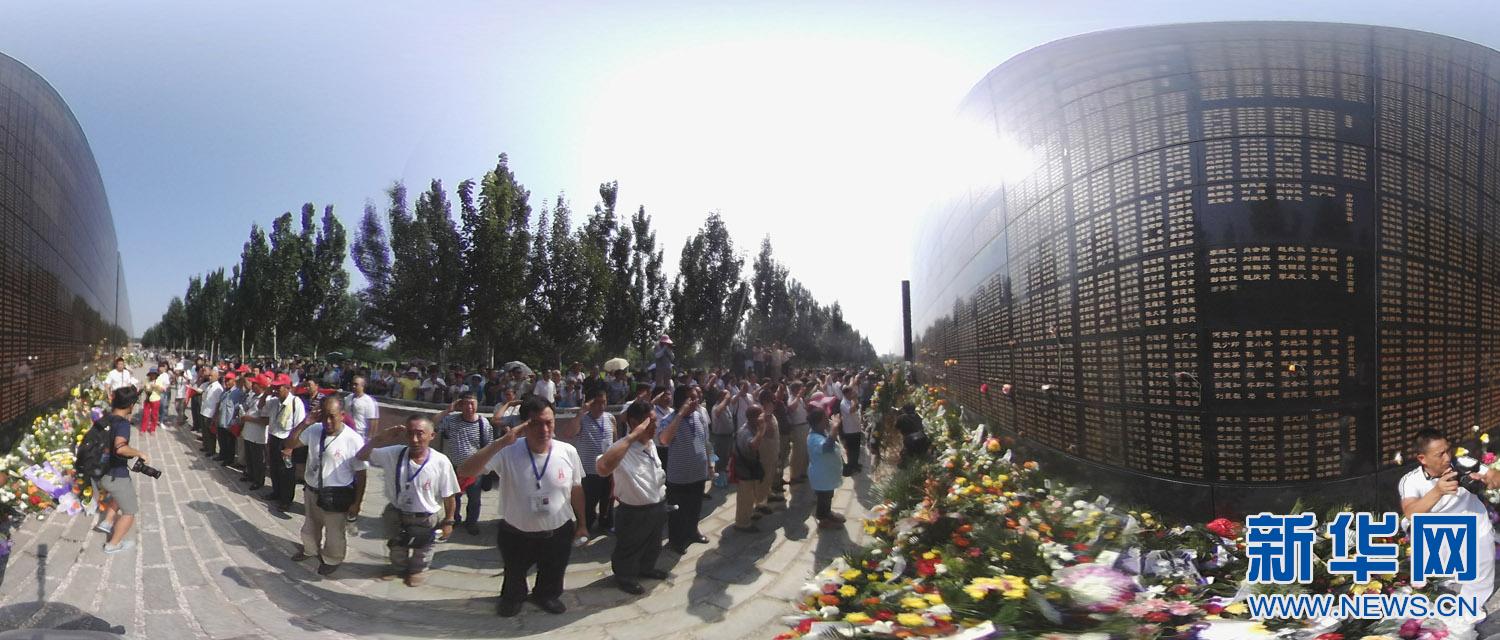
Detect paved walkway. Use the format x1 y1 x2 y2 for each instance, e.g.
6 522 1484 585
0 393 878 639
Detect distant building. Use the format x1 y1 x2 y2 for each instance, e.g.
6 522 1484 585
912 22 1500 514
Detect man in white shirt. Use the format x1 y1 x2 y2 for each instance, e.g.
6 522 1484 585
346 375 380 438
533 371 558 404
199 369 225 457
156 367 174 421
358 416 460 587
839 387 864 475
104 358 138 396
595 401 670 594
238 375 271 491
1399 428 1500 633
283 394 368 577
457 397 586 617
263 374 306 510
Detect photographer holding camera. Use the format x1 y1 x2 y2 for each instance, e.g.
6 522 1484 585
357 416 459 587
96 386 153 554
1399 427 1500 630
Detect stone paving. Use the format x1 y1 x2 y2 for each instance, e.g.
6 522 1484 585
0 391 879 639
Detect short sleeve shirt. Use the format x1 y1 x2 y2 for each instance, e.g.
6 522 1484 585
437 414 492 466
105 415 133 478
565 411 616 476
660 408 711 483
484 438 584 532
347 393 380 437
606 441 666 506
1399 466 1494 535
368 446 460 514
300 424 369 488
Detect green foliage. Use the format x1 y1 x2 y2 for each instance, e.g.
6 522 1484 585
142 152 877 368
670 212 747 365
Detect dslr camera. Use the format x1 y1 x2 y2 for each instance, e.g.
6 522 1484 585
1451 453 1488 496
131 458 163 479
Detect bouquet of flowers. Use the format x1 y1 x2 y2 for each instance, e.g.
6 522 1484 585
780 369 1451 640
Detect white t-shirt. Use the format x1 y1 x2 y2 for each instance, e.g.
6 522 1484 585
300 424 369 488
105 369 138 394
199 381 224 418
242 392 269 444
157 371 173 393
266 395 306 440
347 393 380 438
604 440 666 506
840 398 864 434
1399 466 1495 535
484 438 583 533
534 379 557 403
368 445 460 515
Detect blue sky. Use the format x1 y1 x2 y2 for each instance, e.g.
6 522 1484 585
6 0 1499 352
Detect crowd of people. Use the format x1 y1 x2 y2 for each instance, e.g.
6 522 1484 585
90 339 886 617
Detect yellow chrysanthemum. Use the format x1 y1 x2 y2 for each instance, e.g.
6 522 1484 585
899 596 928 610
923 593 943 605
841 569 862 581
844 613 871 624
896 613 928 628
838 585 857 597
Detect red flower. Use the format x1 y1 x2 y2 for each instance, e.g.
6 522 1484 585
915 559 938 577
875 610 894 621
1062 530 1077 540
795 619 814 634
1072 542 1090 551
1172 584 1191 597
967 547 982 558
953 536 971 548
1313 634 1344 640
1143 611 1171 623
822 583 839 594
1203 603 1223 615
1206 518 1240 539
1076 555 1092 563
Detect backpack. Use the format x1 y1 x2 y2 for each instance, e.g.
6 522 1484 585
75 417 118 479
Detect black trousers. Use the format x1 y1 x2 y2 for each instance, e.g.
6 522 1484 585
496 520 574 604
454 481 483 524
243 440 265 488
198 414 216 454
581 475 613 531
815 490 834 519
611 501 666 580
217 427 237 464
841 432 863 473
267 435 294 505
665 480 706 547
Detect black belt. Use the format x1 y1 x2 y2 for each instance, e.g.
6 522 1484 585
616 500 666 511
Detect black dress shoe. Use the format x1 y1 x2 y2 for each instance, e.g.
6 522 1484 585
640 569 670 580
668 544 689 554
290 552 312 562
497 599 523 617
616 579 645 595
530 597 567 614
692 534 709 544
317 563 338 576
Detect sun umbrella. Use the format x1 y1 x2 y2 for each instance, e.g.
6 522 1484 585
603 357 630 372
502 361 534 377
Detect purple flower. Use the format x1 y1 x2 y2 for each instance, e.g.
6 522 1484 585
0 538 12 559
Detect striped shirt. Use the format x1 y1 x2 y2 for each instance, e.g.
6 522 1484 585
660 408 711 484
567 411 616 476
437 414 492 467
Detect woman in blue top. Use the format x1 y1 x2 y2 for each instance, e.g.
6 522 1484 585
806 401 846 530
659 385 711 553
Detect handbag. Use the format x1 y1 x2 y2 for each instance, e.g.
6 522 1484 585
313 430 357 512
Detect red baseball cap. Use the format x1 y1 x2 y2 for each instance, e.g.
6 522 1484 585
270 373 292 388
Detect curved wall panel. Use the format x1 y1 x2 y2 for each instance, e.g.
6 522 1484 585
0 52 128 446
912 22 1500 513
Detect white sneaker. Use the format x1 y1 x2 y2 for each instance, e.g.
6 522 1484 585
92 523 112 535
103 539 136 554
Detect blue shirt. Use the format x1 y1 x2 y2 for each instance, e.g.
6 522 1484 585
807 431 843 492
660 408 710 484
218 387 246 428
